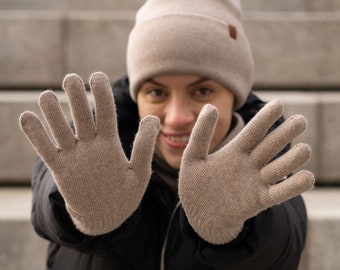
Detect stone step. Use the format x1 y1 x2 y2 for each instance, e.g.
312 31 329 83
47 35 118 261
0 91 73 184
305 0 340 11
243 0 340 11
0 0 145 11
1 90 340 184
0 10 135 88
0 187 339 270
0 10 339 89
0 188 48 270
245 11 340 89
256 91 340 184
299 188 340 270
1 0 339 11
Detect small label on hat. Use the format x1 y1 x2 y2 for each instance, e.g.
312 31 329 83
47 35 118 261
229 24 237 40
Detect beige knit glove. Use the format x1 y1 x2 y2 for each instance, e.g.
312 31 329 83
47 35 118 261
179 100 315 245
19 72 160 235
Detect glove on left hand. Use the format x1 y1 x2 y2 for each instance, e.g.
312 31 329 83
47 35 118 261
179 100 315 245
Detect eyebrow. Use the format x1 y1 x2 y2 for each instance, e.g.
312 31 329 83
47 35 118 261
187 77 209 87
145 78 166 87
146 77 209 88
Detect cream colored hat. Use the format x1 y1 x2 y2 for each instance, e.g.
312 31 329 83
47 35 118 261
127 0 254 109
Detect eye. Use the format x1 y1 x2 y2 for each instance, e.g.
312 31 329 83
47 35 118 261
147 88 166 97
193 87 213 97
140 87 168 103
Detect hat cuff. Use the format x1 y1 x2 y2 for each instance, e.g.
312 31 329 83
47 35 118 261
127 15 254 109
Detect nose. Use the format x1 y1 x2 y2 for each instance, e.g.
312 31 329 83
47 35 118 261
164 99 196 128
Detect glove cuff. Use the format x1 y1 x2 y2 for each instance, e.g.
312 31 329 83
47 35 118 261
193 222 244 245
66 205 128 236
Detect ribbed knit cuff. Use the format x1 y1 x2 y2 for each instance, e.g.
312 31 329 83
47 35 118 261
66 205 126 236
194 223 244 245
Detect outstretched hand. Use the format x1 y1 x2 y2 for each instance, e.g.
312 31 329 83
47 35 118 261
179 100 314 244
19 72 160 235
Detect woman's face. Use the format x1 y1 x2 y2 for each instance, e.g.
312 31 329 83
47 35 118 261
137 74 234 169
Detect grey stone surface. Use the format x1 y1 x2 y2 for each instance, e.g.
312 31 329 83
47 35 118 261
317 95 340 182
1 187 339 270
242 0 305 11
0 221 48 270
0 188 48 270
1 8 340 184
258 91 340 184
0 11 136 87
65 11 135 82
1 11 339 89
68 0 145 11
0 91 77 183
0 92 42 183
245 12 340 88
1 90 339 184
255 91 319 175
257 91 340 184
0 11 64 87
0 0 145 10
0 187 31 219
299 188 340 270
1 1 340 268
0 0 306 11
307 0 340 11
0 93 39 183
2 0 340 12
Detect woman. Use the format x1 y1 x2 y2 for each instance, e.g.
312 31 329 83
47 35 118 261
19 0 314 269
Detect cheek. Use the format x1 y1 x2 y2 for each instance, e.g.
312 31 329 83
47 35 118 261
138 107 149 119
137 94 153 119
137 100 160 119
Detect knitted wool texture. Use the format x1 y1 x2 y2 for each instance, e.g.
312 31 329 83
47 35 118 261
127 0 254 109
19 72 160 235
179 100 315 244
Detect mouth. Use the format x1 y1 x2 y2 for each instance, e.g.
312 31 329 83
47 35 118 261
167 135 190 142
161 132 190 148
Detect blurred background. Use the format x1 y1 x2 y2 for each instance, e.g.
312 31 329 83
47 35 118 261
0 0 340 269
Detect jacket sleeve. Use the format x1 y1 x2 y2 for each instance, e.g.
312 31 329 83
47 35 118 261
31 157 142 255
180 195 307 270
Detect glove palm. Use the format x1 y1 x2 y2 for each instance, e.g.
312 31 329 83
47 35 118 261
20 72 160 235
179 100 314 244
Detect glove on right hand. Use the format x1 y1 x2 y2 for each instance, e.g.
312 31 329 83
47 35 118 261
19 72 160 235
179 100 315 245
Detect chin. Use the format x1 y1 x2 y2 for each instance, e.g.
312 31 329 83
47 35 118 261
159 147 183 170
165 158 181 170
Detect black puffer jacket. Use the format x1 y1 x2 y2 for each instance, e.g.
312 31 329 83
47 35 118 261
31 76 307 270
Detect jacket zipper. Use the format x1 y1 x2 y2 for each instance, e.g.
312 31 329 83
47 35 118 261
160 201 181 270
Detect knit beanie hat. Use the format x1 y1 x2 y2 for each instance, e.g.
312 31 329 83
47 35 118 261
127 0 254 109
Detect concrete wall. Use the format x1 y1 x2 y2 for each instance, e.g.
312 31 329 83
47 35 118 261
1 0 340 269
0 3 339 184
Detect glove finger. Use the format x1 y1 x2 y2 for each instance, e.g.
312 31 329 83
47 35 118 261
63 73 95 141
261 143 311 184
19 111 58 164
130 115 160 181
268 170 314 206
235 99 282 152
89 72 117 139
183 104 218 161
39 90 76 149
252 114 307 166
